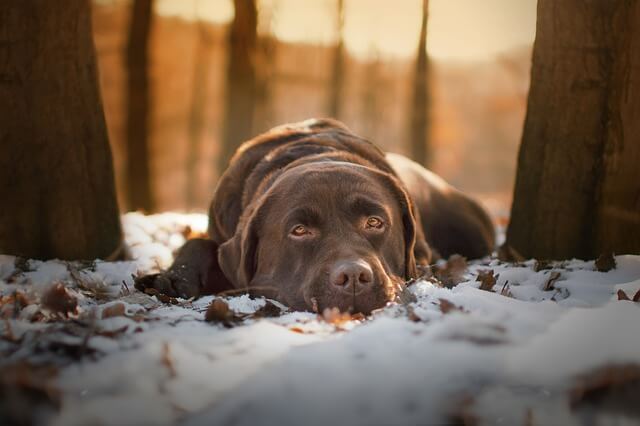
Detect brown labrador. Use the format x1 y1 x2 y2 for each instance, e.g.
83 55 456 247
135 119 494 314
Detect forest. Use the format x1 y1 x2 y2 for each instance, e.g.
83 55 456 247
1 0 639 425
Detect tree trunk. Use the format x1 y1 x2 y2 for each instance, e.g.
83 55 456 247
409 0 430 166
219 0 258 172
506 0 640 259
0 0 123 260
327 0 345 119
125 0 154 212
186 21 213 209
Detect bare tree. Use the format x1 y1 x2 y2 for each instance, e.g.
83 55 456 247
409 0 430 166
327 0 345 119
125 0 154 212
186 17 214 209
507 0 640 259
219 0 258 172
0 0 123 260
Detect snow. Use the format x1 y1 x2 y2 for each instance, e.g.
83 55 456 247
1 212 639 425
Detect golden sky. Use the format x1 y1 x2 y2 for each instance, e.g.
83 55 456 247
156 0 537 61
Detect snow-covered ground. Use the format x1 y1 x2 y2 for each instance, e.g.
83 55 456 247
1 213 639 426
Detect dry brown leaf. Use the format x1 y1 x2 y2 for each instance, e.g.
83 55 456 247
407 306 422 322
181 225 208 240
251 300 283 318
0 291 32 319
595 253 616 272
318 307 364 327
439 298 464 314
41 283 77 317
534 260 552 272
204 298 241 327
101 303 127 319
543 271 561 291
617 289 630 301
289 326 305 334
447 395 478 426
433 255 468 288
570 364 640 408
143 287 179 305
476 270 498 292
160 342 176 378
0 362 61 425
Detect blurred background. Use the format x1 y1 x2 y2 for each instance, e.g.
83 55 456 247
92 0 536 225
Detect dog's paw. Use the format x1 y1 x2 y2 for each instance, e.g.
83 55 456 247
134 270 200 299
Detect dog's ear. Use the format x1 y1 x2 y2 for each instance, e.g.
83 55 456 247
376 172 431 279
217 202 262 289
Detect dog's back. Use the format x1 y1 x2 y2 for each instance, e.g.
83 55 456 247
209 118 495 260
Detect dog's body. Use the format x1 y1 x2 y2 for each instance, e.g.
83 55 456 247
137 119 494 313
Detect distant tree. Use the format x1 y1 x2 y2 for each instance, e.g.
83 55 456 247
125 0 154 212
186 18 214 209
408 0 430 166
0 0 123 260
220 0 258 172
327 0 345 119
252 4 278 136
507 0 640 259
360 55 382 137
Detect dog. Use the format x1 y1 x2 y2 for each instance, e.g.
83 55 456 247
135 119 495 314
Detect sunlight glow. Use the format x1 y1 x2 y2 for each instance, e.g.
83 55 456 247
154 0 537 61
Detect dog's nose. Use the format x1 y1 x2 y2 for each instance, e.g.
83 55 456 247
330 260 374 291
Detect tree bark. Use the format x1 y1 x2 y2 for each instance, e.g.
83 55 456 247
409 0 430 166
219 0 258 172
0 0 123 260
327 0 345 119
125 0 154 212
506 0 640 259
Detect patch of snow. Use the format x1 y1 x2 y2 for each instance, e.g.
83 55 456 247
1 212 639 425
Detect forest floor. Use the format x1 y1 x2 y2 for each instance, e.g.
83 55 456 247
1 213 640 426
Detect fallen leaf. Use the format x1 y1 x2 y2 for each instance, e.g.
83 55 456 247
252 300 284 318
160 342 176 378
204 298 241 327
101 303 126 319
617 289 630 301
319 307 356 327
595 253 616 272
439 298 464 314
0 291 32 319
534 260 552 272
543 271 561 291
181 225 208 240
289 326 305 334
476 270 498 292
143 287 178 305
0 362 60 425
447 395 478 426
570 364 640 409
41 283 77 317
433 255 468 288
407 306 422 322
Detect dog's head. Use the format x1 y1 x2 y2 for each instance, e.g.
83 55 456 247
218 161 423 314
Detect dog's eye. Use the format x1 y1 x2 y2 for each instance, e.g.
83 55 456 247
365 216 384 229
290 225 309 237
